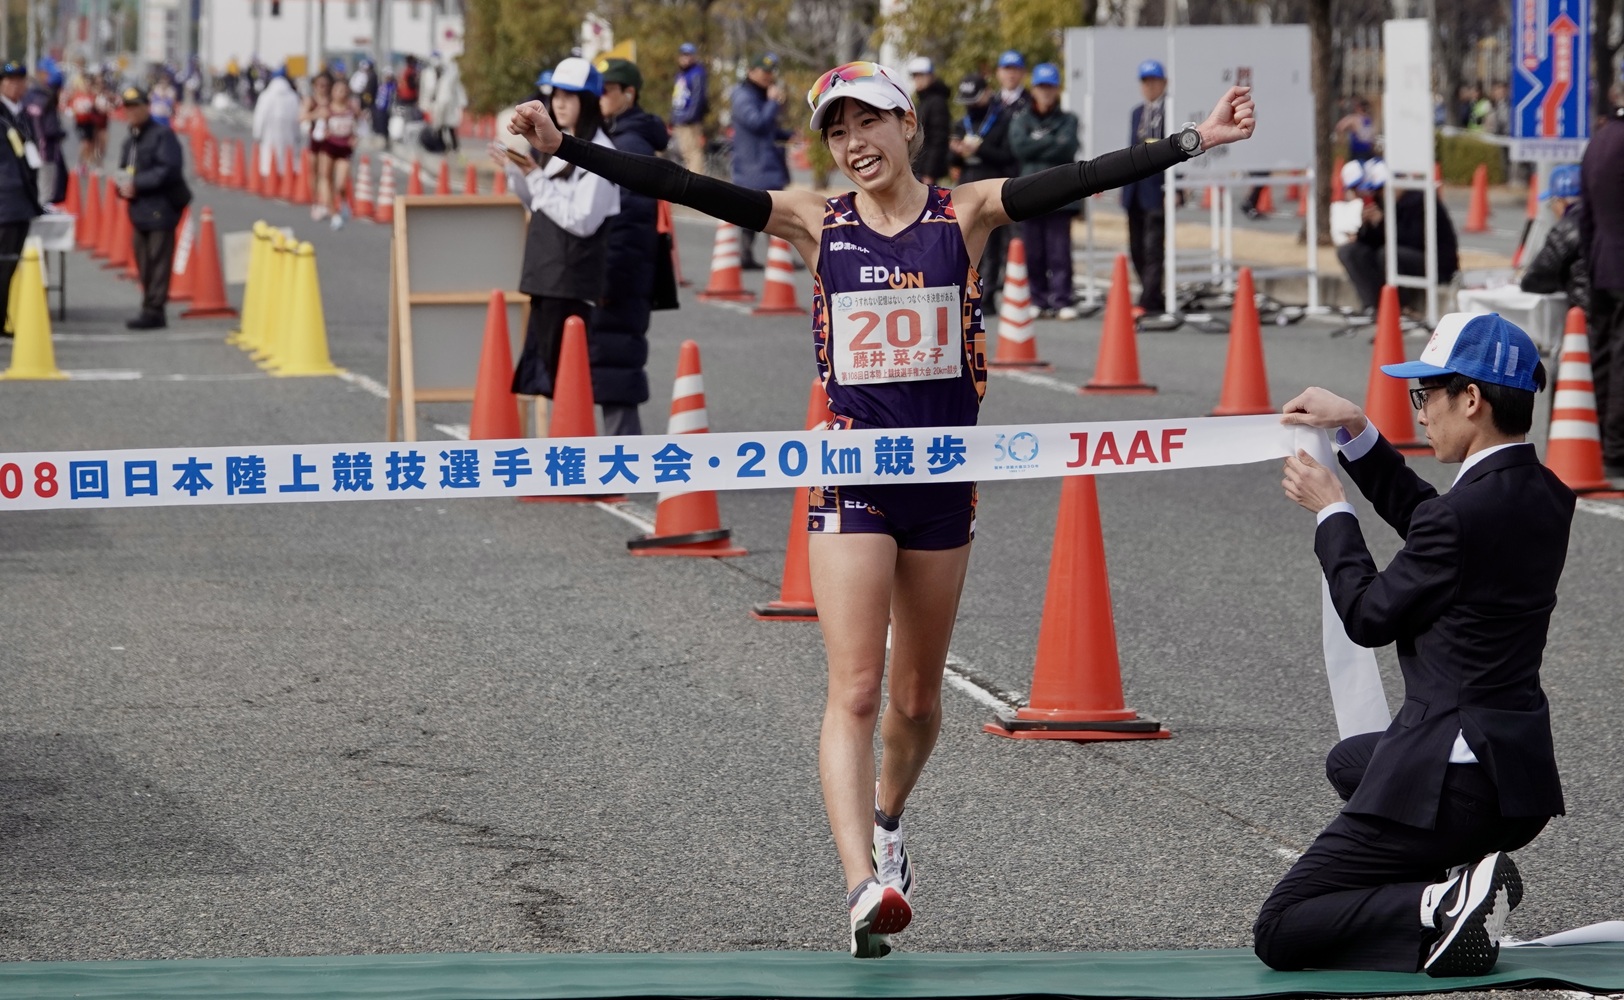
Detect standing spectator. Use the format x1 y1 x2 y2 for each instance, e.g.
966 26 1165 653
396 55 421 111
1518 164 1588 314
497 58 620 407
0 60 43 340
1122 59 1171 315
950 73 1016 298
253 71 302 181
906 57 950 186
592 58 670 436
729 52 789 270
1579 90 1624 481
1335 159 1460 315
995 50 1030 115
430 56 466 155
115 86 191 330
372 70 396 149
24 64 66 204
670 42 708 175
1483 81 1512 135
1335 96 1378 162
1008 62 1080 319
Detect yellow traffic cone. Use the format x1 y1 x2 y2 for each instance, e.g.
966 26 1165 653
272 241 342 377
229 221 269 347
1 245 67 380
252 232 294 369
4 253 19 336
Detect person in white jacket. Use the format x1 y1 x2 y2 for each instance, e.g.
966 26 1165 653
430 57 466 153
252 72 303 180
497 57 620 403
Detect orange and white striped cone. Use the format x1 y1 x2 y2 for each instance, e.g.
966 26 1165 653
374 163 396 225
698 221 753 302
463 162 479 195
408 160 425 196
627 340 749 557
751 236 806 315
1547 308 1624 497
169 206 196 303
353 156 375 218
988 237 1050 370
435 159 452 195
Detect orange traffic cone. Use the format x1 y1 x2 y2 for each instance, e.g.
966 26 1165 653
984 474 1169 741
107 200 134 273
77 171 101 250
1365 285 1427 453
1255 184 1275 215
1201 185 1213 210
658 201 690 287
169 206 195 303
408 161 424 196
94 176 119 259
267 147 283 199
58 163 80 208
469 290 523 440
628 340 749 557
1296 178 1309 217
124 213 142 280
436 160 451 195
751 236 806 315
294 150 314 205
493 168 507 197
1465 163 1490 233
180 208 239 319
751 378 834 621
1211 267 1273 415
523 316 608 503
988 237 1051 370
463 163 479 195
698 221 753 302
229 140 247 190
1546 307 1624 497
1083 254 1155 394
374 163 396 225
1332 157 1346 201
1512 174 1540 268
246 143 261 196
353 156 375 218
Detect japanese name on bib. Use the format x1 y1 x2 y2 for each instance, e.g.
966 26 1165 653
830 285 962 385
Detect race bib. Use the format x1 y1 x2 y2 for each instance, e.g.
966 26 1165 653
830 285 962 385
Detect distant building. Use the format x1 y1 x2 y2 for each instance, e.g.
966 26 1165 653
198 0 465 76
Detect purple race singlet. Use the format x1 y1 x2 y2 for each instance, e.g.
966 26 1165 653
812 187 987 430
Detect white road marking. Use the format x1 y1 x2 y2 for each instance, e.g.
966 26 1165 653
1578 498 1624 522
53 331 226 343
61 370 272 382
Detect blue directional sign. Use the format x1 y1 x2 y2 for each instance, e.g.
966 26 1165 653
1512 0 1590 159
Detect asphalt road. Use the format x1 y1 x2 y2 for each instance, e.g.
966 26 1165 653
1 121 1620 998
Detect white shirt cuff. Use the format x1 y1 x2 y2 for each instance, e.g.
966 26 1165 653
1316 501 1356 525
1335 421 1379 462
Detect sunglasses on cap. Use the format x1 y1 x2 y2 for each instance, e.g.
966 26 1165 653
807 61 888 111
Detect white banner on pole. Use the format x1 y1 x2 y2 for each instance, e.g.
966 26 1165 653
1382 19 1435 175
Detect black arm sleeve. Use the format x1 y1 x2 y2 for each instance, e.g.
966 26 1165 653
555 132 773 233
1001 136 1190 222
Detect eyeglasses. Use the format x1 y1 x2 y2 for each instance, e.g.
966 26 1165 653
808 61 887 111
1409 385 1446 411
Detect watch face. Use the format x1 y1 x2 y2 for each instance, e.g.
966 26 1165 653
1180 129 1199 152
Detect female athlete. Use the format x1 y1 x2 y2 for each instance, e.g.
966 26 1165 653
511 63 1254 958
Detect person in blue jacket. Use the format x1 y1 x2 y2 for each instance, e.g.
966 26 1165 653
1121 59 1170 315
670 42 709 174
729 52 790 269
592 58 671 436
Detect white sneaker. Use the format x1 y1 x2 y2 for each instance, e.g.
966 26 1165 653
1423 853 1522 977
872 819 914 901
330 213 345 231
848 880 910 958
1057 306 1080 321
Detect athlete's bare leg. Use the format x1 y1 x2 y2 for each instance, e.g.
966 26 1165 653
332 156 351 216
811 532 897 892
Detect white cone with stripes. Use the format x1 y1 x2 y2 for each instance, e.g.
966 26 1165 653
752 236 806 315
699 222 752 302
988 237 1050 369
627 340 747 556
353 156 375 218
1546 307 1624 496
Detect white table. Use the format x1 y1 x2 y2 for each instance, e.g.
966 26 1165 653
1455 285 1569 355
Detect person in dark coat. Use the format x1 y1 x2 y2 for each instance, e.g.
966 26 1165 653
592 59 670 436
1008 62 1081 317
1122 59 1172 314
950 73 1016 299
729 53 790 269
1518 164 1588 313
0 60 43 339
1579 93 1624 480
906 57 951 185
1266 314 1570 978
1335 158 1460 314
116 86 191 330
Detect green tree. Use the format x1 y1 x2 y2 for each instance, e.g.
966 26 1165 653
461 0 578 114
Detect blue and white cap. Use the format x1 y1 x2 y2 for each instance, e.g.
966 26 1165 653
1382 312 1541 392
1137 59 1165 80
1031 62 1061 87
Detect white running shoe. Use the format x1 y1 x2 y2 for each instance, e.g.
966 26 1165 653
1424 853 1523 977
1057 306 1080 321
872 818 914 902
848 880 910 958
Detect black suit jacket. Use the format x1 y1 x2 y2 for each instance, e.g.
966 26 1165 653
1317 437 1574 828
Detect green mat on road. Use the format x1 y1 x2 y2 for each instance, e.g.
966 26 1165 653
3 945 1621 1000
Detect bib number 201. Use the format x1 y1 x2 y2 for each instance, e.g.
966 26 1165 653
831 285 962 385
847 306 950 352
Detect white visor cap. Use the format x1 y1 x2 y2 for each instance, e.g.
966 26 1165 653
808 63 915 131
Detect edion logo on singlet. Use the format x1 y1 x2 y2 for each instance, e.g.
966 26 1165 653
829 241 871 254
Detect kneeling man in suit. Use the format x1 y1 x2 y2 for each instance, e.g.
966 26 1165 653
1258 312 1574 977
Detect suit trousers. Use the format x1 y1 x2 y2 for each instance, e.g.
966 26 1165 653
1252 731 1547 972
1022 211 1074 311
132 225 176 319
1126 207 1165 312
0 222 29 333
1589 286 1624 468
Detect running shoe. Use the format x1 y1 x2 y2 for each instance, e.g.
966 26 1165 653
1423 852 1523 977
330 212 345 231
872 816 914 902
848 880 910 958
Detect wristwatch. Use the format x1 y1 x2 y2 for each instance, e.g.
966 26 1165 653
1176 122 1205 157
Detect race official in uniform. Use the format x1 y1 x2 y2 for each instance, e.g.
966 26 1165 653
116 86 191 330
1259 312 1574 977
0 59 44 339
